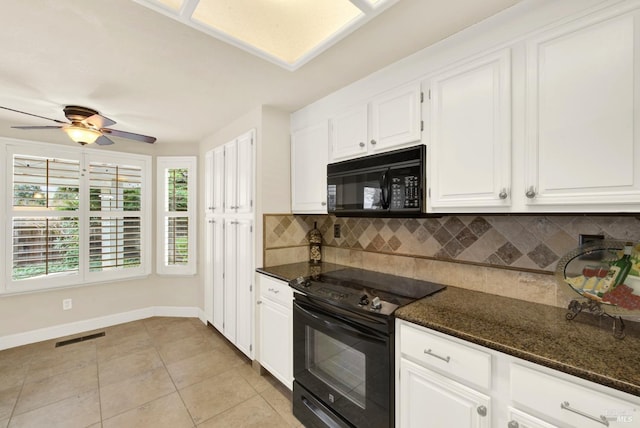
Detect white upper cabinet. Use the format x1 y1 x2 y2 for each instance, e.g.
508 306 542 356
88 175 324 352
224 130 254 214
428 49 512 212
330 104 368 161
523 7 640 210
329 82 422 162
235 131 254 214
291 121 329 214
212 147 225 215
370 82 422 153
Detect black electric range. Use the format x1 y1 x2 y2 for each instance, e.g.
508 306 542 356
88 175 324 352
289 267 446 428
290 267 446 325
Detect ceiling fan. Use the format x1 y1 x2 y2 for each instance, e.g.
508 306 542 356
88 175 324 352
0 105 156 146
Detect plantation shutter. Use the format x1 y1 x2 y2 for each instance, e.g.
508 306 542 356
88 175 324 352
88 161 143 272
11 154 80 282
157 157 196 275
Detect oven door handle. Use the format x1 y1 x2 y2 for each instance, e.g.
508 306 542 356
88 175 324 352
295 301 386 342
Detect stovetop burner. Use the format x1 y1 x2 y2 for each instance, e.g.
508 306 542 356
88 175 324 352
290 267 446 318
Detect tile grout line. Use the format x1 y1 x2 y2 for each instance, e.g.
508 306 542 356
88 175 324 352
6 352 33 426
95 339 104 427
149 320 198 428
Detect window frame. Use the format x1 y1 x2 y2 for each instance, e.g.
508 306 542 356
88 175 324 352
156 156 197 276
1 139 152 294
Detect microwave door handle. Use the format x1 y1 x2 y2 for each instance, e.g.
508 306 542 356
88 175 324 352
380 170 389 209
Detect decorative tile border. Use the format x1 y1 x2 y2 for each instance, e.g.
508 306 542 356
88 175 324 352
264 214 640 273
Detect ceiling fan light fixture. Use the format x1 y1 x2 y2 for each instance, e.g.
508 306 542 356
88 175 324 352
63 126 102 145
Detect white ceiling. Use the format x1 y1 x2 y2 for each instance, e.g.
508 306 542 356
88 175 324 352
0 0 519 146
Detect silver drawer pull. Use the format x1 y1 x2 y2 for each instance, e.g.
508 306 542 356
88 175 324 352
561 401 609 427
507 421 519 428
477 405 487 417
268 287 280 294
424 348 450 363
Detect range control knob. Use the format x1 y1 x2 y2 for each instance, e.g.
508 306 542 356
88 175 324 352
371 296 382 310
359 294 369 306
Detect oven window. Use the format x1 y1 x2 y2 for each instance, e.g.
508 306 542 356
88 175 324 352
306 327 366 409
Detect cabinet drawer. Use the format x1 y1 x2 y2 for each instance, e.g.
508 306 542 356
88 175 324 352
399 323 491 390
259 275 293 307
511 364 638 428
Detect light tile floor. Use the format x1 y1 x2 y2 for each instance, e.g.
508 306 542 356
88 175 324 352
0 317 302 428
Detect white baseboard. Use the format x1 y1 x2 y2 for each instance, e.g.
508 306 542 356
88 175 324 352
0 306 201 351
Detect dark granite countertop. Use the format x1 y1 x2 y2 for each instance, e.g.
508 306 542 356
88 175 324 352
396 286 640 397
257 263 640 397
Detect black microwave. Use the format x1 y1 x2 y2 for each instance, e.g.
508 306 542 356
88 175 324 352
327 145 426 216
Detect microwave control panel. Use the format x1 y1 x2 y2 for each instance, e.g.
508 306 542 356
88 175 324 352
390 175 419 209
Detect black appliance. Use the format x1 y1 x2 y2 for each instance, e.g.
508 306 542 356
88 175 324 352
290 268 446 428
327 145 426 217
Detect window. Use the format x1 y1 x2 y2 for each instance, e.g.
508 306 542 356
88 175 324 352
157 157 196 275
2 142 151 294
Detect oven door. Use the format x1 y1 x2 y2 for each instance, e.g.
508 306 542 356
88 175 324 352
293 295 392 428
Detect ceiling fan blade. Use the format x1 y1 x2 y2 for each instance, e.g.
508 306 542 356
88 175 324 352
82 114 116 129
95 135 115 146
102 128 156 144
11 125 63 130
1 106 67 124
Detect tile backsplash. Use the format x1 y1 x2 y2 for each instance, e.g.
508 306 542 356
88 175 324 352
264 214 640 273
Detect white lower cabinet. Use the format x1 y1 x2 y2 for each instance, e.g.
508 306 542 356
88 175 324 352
205 216 254 359
511 364 638 428
397 320 640 428
257 274 293 389
400 358 490 428
398 322 491 428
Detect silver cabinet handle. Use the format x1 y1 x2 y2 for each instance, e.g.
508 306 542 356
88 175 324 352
499 189 508 199
477 405 487 417
561 402 609 426
525 186 536 199
370 139 377 145
321 201 327 206
359 142 365 148
423 348 450 363
268 287 280 294
507 421 519 428
257 300 262 305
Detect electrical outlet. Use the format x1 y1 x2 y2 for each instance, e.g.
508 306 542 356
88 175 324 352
334 224 341 238
62 298 72 310
579 234 604 246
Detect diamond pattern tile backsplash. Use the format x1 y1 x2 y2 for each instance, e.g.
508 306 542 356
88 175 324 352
264 214 640 272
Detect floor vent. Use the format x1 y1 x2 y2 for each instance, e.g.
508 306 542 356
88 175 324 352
55 332 105 348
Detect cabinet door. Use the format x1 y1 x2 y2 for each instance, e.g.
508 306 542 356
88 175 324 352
330 104 368 161
211 147 225 215
212 218 225 332
370 82 421 153
259 298 292 389
234 219 253 358
399 359 490 428
429 49 511 212
258 274 293 389
204 151 214 214
224 140 238 214
524 9 640 209
203 218 214 323
291 121 329 213
223 219 237 343
235 131 254 214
